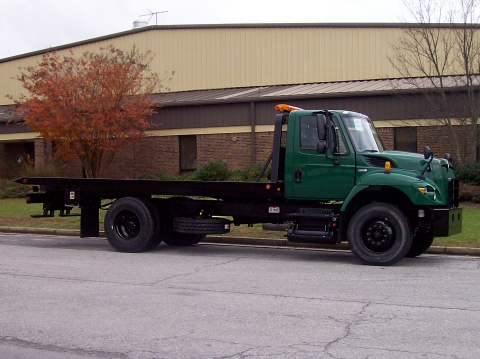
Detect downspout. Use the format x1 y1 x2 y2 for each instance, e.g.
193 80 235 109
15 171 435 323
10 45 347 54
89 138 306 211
250 102 256 164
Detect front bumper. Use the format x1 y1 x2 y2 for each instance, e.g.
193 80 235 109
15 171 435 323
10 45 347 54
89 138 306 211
433 208 462 237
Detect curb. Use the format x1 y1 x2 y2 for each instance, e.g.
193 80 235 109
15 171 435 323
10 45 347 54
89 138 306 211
1 226 479 257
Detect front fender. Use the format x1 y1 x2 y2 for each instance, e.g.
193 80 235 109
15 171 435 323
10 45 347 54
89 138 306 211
340 172 443 211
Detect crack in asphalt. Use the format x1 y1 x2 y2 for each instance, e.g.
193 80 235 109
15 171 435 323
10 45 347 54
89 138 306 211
0 336 128 359
153 283 480 313
213 346 263 359
0 256 244 288
1 266 479 314
323 302 371 358
150 257 242 285
345 344 465 359
316 304 467 359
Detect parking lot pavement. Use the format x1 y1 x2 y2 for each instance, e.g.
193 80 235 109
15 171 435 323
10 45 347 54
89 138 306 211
0 233 479 359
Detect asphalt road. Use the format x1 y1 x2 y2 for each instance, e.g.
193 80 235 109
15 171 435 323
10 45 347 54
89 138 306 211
0 233 479 359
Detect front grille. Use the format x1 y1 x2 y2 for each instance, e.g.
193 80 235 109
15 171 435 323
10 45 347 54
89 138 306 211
448 178 460 208
363 156 396 168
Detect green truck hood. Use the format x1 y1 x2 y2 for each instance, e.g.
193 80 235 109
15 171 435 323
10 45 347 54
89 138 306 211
356 150 455 205
360 150 452 176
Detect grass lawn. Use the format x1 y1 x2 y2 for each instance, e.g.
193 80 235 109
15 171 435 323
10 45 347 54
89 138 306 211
0 198 478 248
0 198 86 230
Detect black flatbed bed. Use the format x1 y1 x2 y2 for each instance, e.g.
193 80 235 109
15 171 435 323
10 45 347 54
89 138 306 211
16 177 285 201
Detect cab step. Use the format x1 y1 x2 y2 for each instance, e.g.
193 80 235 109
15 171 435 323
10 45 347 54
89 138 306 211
286 228 336 244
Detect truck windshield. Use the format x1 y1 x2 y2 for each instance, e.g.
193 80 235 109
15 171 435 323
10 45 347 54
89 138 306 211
341 112 384 153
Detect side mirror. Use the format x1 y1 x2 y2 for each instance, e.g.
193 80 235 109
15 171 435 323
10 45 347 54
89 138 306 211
317 140 326 154
316 114 326 140
423 146 433 160
445 153 452 163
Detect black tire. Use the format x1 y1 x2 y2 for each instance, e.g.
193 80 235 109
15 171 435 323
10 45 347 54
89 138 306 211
163 234 206 246
144 201 165 251
104 197 155 253
405 229 434 258
347 203 412 266
173 217 231 234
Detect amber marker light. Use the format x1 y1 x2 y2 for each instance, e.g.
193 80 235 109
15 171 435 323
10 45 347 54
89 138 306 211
266 184 271 190
274 104 303 112
384 161 391 174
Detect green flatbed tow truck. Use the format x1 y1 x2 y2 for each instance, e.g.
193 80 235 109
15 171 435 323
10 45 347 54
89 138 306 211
17 104 462 265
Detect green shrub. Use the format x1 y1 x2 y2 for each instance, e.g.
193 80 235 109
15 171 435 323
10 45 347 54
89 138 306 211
139 171 177 180
196 160 229 181
227 170 245 182
178 171 198 180
139 171 198 181
242 162 263 181
138 160 271 182
0 180 31 199
459 183 480 203
456 162 480 186
21 155 64 178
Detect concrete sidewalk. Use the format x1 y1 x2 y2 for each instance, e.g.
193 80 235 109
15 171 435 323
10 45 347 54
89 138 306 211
1 226 479 257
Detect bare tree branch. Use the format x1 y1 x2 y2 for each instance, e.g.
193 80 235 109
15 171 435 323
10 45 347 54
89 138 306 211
390 0 480 163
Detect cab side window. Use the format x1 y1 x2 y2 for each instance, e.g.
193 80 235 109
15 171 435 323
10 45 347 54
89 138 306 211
334 129 349 155
331 117 349 156
299 116 318 150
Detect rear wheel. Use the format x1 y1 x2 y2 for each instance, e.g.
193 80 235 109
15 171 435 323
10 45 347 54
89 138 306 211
144 201 165 250
347 203 412 266
405 229 434 258
104 197 155 252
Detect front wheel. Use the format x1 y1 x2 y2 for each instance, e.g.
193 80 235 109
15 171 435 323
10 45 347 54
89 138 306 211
347 203 412 266
405 229 434 258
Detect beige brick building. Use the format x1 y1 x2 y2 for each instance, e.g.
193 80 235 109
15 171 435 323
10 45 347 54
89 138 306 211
0 24 478 178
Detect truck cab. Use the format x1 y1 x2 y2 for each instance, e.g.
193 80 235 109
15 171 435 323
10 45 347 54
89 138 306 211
275 104 461 264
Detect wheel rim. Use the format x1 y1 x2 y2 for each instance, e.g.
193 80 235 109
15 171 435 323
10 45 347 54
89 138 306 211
361 219 394 252
114 210 141 241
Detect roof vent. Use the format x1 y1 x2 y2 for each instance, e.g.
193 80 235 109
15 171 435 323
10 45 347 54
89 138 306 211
133 19 149 28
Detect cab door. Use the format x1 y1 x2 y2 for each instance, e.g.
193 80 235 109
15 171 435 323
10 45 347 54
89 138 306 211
288 113 356 200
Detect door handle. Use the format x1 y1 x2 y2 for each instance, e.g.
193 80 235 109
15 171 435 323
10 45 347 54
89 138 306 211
294 168 302 183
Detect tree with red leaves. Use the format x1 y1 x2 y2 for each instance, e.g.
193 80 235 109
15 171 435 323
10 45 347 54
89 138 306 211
12 45 162 178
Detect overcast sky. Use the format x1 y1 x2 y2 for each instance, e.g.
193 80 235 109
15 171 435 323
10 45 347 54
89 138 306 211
1 0 405 59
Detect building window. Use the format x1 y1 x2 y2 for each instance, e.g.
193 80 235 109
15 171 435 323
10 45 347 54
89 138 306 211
14 142 35 165
394 127 417 153
23 142 35 162
179 135 197 172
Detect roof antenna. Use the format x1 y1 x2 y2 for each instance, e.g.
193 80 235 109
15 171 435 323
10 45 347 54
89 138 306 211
140 9 168 25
